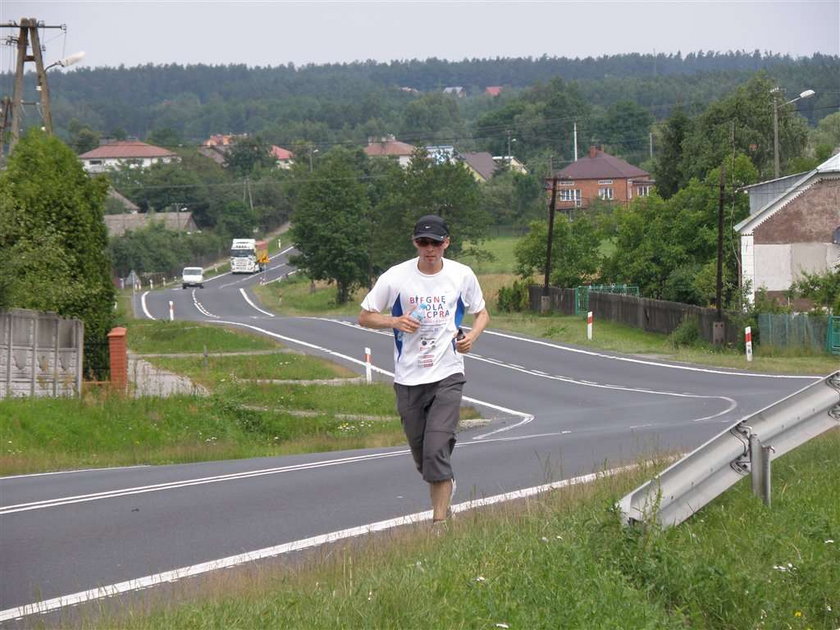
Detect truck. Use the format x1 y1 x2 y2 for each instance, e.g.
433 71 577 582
229 238 269 274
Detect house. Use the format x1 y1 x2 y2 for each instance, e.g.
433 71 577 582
425 145 457 164
270 145 295 169
200 134 294 169
735 153 840 307
485 86 503 97
443 86 466 98
79 139 179 174
553 146 653 211
104 211 199 238
492 155 528 175
363 135 415 168
460 152 499 182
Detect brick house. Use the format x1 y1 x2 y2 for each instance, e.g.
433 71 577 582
735 153 840 306
553 146 654 211
78 139 179 174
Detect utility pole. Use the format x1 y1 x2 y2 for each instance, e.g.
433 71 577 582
542 166 558 313
0 18 76 154
713 167 725 345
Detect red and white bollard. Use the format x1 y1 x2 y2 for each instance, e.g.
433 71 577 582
745 326 753 362
364 347 372 383
587 311 593 340
169 300 174 322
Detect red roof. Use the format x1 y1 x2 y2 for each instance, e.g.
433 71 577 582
485 86 503 96
558 148 649 180
79 140 176 160
364 136 415 157
270 146 294 160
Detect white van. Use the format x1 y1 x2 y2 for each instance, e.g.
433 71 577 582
181 267 204 289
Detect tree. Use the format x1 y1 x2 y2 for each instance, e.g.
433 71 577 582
0 129 115 378
224 135 276 177
513 214 602 288
289 147 371 304
792 268 840 313
653 105 691 198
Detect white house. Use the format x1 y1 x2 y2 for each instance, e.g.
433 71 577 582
78 140 179 174
735 153 840 306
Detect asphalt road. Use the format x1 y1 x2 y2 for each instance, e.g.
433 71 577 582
0 248 821 625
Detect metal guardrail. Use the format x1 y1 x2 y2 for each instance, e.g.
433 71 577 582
617 370 840 528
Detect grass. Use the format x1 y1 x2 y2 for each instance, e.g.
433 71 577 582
76 427 839 630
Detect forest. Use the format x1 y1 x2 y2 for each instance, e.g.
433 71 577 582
6 51 836 164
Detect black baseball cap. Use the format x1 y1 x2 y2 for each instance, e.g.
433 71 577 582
413 215 449 242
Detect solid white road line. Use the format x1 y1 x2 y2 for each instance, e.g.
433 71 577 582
0 464 636 623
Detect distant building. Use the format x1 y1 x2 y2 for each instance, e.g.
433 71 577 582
485 86 503 97
554 146 653 211
363 135 416 168
460 152 499 182
78 139 179 174
492 155 528 175
200 134 294 169
269 145 295 169
735 153 840 307
425 145 457 164
443 86 466 98
104 211 198 238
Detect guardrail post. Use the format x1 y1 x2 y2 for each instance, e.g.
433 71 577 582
749 433 772 506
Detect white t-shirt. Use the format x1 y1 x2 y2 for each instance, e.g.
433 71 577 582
360 257 486 385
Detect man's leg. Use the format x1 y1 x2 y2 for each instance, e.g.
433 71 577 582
430 479 453 522
423 373 465 522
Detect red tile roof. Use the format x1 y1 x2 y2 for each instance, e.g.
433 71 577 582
79 140 177 160
485 86 503 96
558 148 649 180
270 146 294 160
363 136 415 157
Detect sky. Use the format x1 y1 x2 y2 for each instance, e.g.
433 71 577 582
1 0 838 72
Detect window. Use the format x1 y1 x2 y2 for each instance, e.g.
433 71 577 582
559 189 581 203
598 187 614 200
636 185 651 197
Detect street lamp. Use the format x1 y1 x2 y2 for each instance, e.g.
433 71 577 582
772 88 815 178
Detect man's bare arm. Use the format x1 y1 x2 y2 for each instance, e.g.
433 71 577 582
359 309 421 334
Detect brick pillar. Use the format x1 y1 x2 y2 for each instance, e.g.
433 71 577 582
108 327 128 392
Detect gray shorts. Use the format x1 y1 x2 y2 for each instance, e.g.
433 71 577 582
394 372 465 482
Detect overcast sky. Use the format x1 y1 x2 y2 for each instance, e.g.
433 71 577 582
2 1 838 71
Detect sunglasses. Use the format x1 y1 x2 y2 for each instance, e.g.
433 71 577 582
414 238 445 247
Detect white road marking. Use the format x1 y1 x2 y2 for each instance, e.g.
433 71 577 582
139 291 155 320
1 451 410 515
484 329 820 380
0 465 636 623
238 288 275 317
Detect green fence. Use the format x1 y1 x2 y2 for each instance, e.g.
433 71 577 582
575 284 639 316
829 316 840 355
757 312 837 354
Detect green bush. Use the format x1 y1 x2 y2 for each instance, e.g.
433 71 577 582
497 279 531 312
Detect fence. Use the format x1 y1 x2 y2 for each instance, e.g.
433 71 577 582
529 285 743 346
757 312 838 355
0 309 84 398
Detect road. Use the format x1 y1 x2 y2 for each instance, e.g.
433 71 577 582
0 248 820 625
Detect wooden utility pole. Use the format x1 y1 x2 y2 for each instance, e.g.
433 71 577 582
0 18 67 152
713 167 726 344
542 174 558 313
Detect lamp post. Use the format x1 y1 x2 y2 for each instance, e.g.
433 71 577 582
772 88 815 178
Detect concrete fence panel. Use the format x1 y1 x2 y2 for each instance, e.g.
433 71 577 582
0 309 84 398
